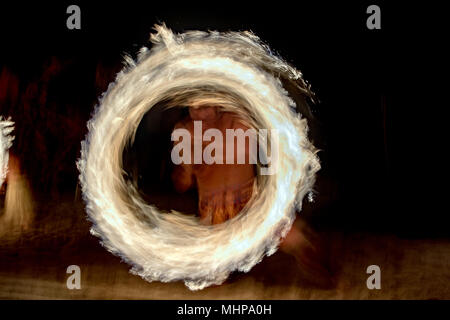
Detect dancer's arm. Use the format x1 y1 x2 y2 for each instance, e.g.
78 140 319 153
171 162 194 193
171 121 195 193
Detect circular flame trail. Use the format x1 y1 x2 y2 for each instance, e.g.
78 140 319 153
77 24 320 290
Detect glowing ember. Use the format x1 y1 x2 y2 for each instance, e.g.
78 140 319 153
77 24 320 290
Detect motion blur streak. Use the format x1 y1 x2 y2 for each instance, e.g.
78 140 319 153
0 117 14 187
0 117 34 237
77 24 320 290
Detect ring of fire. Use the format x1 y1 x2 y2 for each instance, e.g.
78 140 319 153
77 24 320 290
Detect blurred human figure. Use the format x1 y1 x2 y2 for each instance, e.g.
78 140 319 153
172 105 256 224
172 105 333 285
0 153 34 238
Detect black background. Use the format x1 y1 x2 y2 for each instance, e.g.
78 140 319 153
0 1 445 236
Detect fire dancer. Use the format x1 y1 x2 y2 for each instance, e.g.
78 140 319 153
171 105 256 224
172 105 333 286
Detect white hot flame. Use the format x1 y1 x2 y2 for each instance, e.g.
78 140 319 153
77 24 320 290
0 116 14 187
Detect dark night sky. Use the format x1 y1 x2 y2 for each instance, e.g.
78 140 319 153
0 1 445 236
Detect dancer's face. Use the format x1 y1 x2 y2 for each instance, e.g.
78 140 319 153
188 106 218 121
